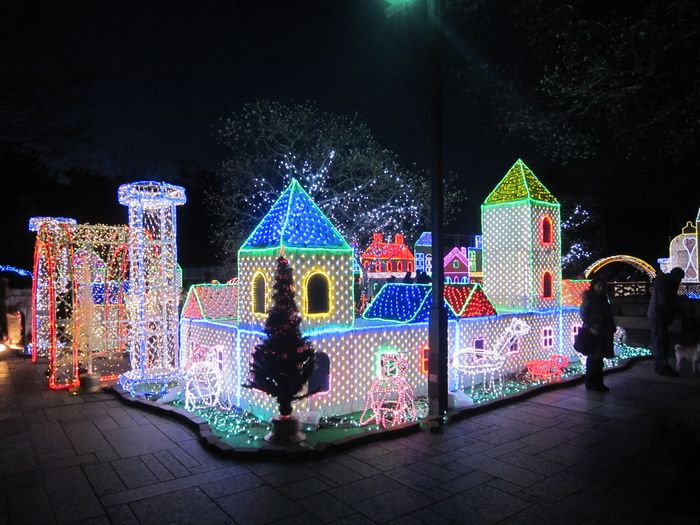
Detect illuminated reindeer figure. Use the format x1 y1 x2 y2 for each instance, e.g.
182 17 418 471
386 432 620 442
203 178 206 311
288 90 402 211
451 318 530 395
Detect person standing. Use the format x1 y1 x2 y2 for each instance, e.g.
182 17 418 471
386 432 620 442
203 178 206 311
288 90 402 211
648 267 685 376
578 277 616 391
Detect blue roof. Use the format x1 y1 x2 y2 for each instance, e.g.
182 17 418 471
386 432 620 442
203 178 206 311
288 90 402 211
240 179 351 251
415 232 432 247
363 283 467 323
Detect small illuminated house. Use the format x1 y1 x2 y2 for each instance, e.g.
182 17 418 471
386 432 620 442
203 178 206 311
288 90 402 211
361 232 415 277
444 247 470 284
181 162 582 420
414 232 432 275
658 209 699 283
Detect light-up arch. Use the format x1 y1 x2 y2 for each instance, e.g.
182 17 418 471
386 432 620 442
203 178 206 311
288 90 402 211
584 255 656 280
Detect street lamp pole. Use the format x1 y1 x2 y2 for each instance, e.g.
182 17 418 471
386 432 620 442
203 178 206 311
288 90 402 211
426 0 448 431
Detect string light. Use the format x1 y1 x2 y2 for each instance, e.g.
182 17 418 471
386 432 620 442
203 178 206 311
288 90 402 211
117 181 186 395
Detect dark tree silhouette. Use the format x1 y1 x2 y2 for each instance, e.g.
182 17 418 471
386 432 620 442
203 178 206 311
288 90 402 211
244 256 316 417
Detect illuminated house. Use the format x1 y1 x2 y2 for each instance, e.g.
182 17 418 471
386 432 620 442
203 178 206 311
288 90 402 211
414 232 432 275
181 165 582 420
361 232 415 277
444 247 470 284
658 209 699 283
482 159 561 311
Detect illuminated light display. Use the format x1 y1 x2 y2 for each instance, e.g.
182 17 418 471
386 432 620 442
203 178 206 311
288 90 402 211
181 283 238 321
451 318 530 395
482 159 561 311
657 217 699 282
184 350 224 411
0 265 32 278
444 247 470 284
583 255 656 280
180 165 589 420
562 279 590 306
238 179 354 333
29 218 130 387
414 232 432 275
118 181 186 394
360 352 416 428
526 354 569 382
360 232 415 277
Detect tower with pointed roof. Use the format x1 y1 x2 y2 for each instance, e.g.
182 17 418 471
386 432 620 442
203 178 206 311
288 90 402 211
237 179 355 332
481 159 562 311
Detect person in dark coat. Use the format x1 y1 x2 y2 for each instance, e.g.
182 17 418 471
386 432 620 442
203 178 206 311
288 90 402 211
647 267 685 376
578 277 616 391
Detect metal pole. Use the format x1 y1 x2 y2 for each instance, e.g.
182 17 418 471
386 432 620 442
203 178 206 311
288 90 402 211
427 0 448 431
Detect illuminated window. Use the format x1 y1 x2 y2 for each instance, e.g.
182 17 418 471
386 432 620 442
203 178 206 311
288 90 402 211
572 324 581 345
306 273 330 314
453 260 460 269
474 338 485 349
397 261 403 272
407 262 413 272
542 216 553 245
387 261 393 272
509 339 519 353
374 261 381 272
542 327 554 349
419 343 429 374
252 273 266 314
542 272 553 298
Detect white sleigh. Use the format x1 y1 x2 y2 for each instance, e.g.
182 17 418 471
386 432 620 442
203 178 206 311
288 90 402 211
451 319 530 395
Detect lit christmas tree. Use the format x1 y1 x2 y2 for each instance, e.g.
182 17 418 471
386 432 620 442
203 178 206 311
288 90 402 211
245 256 316 417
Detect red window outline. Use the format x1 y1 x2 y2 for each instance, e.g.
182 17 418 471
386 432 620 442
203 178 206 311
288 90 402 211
541 216 553 246
542 272 553 298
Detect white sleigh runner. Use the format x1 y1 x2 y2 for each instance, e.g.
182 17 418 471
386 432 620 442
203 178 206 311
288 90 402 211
451 319 530 395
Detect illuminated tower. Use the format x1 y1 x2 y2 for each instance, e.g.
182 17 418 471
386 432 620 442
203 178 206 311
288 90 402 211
238 179 354 333
481 159 562 311
118 181 186 392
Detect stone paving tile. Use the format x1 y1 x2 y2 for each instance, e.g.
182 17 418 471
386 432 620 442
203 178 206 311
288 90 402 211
153 449 193 478
331 454 382 477
216 485 302 524
129 487 233 524
438 469 493 494
261 466 317 487
102 423 178 458
560 490 647 524
28 421 71 452
498 449 568 477
62 420 113 455
310 461 366 487
100 465 246 507
458 453 545 487
277 476 332 500
6 487 55 525
329 475 404 505
83 462 128 496
430 483 531 524
384 466 442 491
299 492 355 522
522 469 589 502
198 470 264 499
44 466 104 524
112 457 161 489
0 440 38 476
353 487 434 523
141 453 175 482
498 500 586 525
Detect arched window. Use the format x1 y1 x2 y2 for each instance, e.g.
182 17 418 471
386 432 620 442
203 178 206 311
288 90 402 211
253 273 266 314
397 261 403 272
407 262 413 272
541 216 553 245
387 261 393 272
542 272 553 298
306 273 330 314
374 261 381 272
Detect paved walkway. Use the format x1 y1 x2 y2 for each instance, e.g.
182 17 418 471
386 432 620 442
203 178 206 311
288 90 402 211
1 354 699 525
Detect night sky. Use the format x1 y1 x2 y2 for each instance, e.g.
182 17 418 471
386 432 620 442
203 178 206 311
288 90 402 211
3 0 698 271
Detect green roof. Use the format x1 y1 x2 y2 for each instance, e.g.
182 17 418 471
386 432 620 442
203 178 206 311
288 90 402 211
483 159 558 205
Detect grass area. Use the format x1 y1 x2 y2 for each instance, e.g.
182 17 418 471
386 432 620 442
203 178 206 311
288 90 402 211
168 344 651 448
